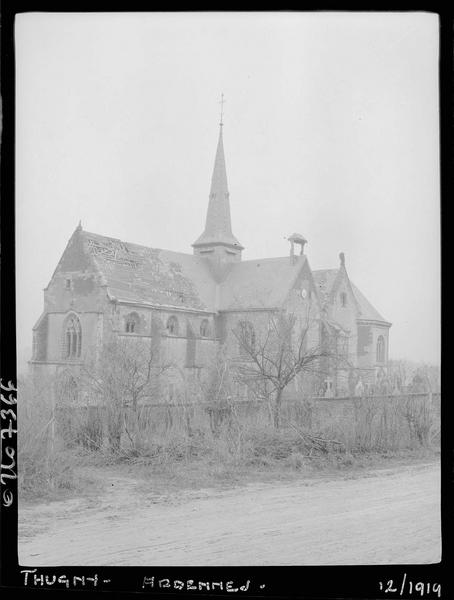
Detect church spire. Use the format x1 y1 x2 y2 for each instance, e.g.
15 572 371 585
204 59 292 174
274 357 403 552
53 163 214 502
192 99 243 256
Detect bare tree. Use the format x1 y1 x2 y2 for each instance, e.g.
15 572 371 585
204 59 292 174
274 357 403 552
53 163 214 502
387 359 408 393
418 363 440 393
388 359 440 394
232 312 338 428
80 336 172 450
82 338 160 408
198 345 234 404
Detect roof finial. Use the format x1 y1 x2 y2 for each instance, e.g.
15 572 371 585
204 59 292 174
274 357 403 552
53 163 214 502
77 220 82 231
219 92 225 128
339 252 345 267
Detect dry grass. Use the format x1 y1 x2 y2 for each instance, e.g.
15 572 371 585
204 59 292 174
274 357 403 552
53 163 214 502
17 377 94 499
73 397 439 474
18 385 440 500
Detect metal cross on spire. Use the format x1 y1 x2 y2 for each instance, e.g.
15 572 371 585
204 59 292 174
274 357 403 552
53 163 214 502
219 93 226 127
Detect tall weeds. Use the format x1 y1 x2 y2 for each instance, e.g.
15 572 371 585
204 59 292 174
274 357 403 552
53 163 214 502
55 394 439 463
18 381 439 499
17 376 79 497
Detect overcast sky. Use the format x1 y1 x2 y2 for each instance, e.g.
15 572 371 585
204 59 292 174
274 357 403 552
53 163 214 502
15 12 440 368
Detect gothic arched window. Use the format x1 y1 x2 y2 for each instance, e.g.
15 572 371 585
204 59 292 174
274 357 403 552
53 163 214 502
125 312 140 333
376 335 385 363
166 315 179 336
62 314 82 359
200 319 210 337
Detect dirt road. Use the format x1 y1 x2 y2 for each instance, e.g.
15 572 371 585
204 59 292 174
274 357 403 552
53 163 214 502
19 462 440 566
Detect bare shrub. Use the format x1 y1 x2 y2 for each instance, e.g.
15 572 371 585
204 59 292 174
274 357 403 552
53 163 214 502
285 452 306 470
38 378 438 483
17 374 78 497
312 394 438 454
352 398 379 451
399 395 435 447
111 393 438 469
54 405 104 450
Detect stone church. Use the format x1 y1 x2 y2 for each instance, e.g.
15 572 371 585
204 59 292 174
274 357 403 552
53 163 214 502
30 121 391 400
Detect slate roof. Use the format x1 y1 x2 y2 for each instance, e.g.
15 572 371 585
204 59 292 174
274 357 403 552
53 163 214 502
80 228 308 312
349 281 390 324
312 268 390 324
81 231 216 312
192 126 243 249
219 256 307 310
75 229 388 323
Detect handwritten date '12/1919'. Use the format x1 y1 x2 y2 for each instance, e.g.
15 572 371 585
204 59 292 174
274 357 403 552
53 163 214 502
379 574 440 598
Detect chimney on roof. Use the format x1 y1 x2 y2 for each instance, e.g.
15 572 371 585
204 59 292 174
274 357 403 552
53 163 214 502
339 252 345 268
288 233 307 264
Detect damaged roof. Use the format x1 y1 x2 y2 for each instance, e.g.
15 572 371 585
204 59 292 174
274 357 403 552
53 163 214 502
69 228 388 323
78 230 308 313
81 231 216 312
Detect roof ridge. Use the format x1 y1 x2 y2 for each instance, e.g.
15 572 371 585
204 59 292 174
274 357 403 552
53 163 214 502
349 280 389 324
312 268 339 274
236 256 300 264
83 231 194 259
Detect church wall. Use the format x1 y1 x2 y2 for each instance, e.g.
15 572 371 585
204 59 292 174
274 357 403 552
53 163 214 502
45 272 106 313
357 322 390 371
160 334 217 370
155 311 217 372
284 278 321 351
44 230 107 315
326 279 359 370
118 306 149 335
46 311 102 362
220 310 274 360
161 334 187 368
196 338 216 368
371 324 389 370
36 229 110 369
37 256 107 367
109 305 157 338
183 314 217 368
283 289 323 398
214 313 228 343
32 314 49 361
29 361 59 380
357 323 373 364
106 304 217 369
284 265 323 397
218 310 271 402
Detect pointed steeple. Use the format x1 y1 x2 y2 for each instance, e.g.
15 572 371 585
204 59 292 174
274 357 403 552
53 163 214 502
192 117 243 255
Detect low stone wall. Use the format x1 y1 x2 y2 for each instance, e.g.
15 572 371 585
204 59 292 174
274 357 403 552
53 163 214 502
54 392 440 453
